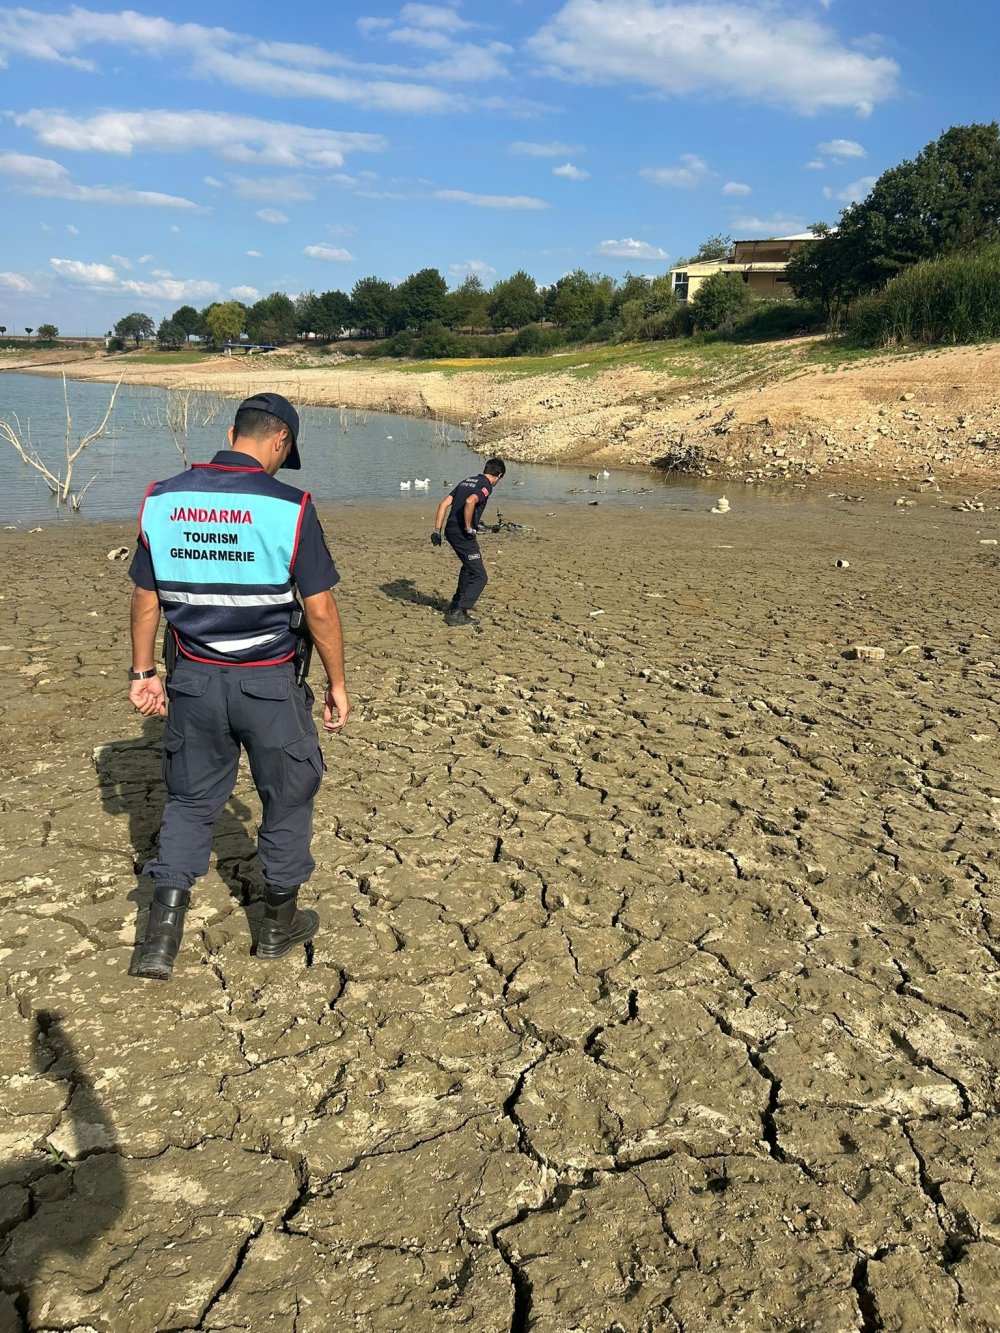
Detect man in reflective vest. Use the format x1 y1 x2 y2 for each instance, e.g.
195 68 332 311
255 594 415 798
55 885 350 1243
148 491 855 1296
127 392 349 981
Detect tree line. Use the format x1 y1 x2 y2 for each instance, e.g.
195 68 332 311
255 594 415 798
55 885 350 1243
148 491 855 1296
103 123 1000 357
109 268 683 355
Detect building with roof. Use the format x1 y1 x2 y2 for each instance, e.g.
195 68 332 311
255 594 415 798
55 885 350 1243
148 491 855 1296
670 233 824 304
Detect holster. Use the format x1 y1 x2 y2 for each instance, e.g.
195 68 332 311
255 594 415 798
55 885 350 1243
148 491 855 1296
162 627 178 684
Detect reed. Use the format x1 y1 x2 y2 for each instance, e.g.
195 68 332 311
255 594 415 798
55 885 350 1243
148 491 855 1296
848 245 1000 346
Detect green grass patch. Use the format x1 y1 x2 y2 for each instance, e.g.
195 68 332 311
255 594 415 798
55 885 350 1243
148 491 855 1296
384 336 778 382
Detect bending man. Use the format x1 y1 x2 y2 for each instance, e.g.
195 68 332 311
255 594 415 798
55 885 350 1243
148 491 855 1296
431 458 505 627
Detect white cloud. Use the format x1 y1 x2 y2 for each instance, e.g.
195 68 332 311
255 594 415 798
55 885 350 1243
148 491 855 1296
448 259 497 278
399 4 472 32
433 189 550 209
358 17 393 35
50 255 220 302
137 254 153 263
0 8 465 114
553 162 589 180
641 154 711 188
528 0 898 115
730 212 805 236
0 151 70 182
256 208 289 224
823 174 876 204
15 109 386 170
509 140 580 157
66 223 79 235
722 180 751 196
805 159 825 170
50 258 117 284
0 152 203 209
0 271 35 292
593 237 668 260
230 285 259 300
151 269 173 278
246 249 262 257
170 225 181 234
817 137 866 160
110 253 132 268
304 244 354 261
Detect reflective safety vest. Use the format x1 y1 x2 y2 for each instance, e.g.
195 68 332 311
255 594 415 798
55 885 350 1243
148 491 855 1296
139 459 309 666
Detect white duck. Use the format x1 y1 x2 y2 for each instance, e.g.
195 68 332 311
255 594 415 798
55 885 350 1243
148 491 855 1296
400 480 411 490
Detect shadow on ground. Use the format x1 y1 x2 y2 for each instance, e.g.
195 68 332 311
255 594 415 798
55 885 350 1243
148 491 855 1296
0 1013 127 1328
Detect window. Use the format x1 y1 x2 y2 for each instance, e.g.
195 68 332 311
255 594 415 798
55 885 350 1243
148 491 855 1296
672 271 689 302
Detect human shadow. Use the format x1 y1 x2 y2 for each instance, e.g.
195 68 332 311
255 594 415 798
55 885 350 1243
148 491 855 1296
0 1012 127 1329
93 717 264 969
380 577 450 613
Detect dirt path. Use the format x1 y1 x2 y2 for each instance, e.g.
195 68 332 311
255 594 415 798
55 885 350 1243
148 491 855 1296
6 339 1000 487
1 497 999 1329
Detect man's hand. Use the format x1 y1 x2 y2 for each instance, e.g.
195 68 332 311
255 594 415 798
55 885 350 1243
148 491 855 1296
430 530 442 547
465 528 475 538
323 680 350 733
129 675 166 717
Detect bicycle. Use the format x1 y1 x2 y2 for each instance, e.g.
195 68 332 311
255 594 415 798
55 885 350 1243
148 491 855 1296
477 509 535 536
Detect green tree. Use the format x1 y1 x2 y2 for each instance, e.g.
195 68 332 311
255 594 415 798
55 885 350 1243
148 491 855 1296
320 289 354 338
246 291 296 344
689 271 755 332
795 123 1000 312
487 270 542 330
545 269 614 328
696 233 733 261
157 318 183 349
610 273 652 316
394 267 448 330
113 312 154 347
36 323 59 342
203 301 246 347
171 304 205 342
444 275 490 331
351 276 394 337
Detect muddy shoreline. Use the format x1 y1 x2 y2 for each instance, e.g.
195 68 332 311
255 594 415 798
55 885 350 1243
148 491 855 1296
1 501 999 1328
5 340 1000 489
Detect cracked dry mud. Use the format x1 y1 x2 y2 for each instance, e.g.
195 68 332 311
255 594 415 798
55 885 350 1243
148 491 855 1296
1 494 999 1332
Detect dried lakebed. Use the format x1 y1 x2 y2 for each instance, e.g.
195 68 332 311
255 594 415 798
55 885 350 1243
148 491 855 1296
1 498 999 1331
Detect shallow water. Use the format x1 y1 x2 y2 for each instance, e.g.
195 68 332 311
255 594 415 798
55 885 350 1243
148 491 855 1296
0 373 702 526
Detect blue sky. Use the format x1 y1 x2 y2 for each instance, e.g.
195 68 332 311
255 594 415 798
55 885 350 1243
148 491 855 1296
0 0 996 334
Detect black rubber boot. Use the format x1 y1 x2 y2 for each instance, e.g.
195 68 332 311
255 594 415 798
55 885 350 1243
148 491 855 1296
256 888 319 960
135 885 190 981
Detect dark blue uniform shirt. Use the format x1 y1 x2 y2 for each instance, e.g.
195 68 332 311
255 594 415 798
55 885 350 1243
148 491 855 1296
445 473 494 534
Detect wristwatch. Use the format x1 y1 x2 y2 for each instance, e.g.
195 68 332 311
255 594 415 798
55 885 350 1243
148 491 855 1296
128 667 157 681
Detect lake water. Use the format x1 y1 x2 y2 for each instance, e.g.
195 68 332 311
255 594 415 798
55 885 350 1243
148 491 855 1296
0 372 702 526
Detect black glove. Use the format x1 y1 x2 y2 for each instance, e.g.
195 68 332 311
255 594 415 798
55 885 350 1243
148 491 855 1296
430 530 442 547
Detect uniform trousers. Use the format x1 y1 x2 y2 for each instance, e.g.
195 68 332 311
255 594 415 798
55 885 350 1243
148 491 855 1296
144 659 324 893
445 528 488 610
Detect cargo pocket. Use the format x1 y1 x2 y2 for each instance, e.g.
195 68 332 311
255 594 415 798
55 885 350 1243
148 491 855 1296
161 727 187 796
241 675 290 702
283 731 324 806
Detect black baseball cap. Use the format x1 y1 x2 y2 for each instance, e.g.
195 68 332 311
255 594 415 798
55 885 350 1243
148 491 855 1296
237 392 301 469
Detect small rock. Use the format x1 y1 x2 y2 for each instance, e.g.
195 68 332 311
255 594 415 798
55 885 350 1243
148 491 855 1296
900 392 915 401
107 546 130 561
835 559 850 569
847 645 886 662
